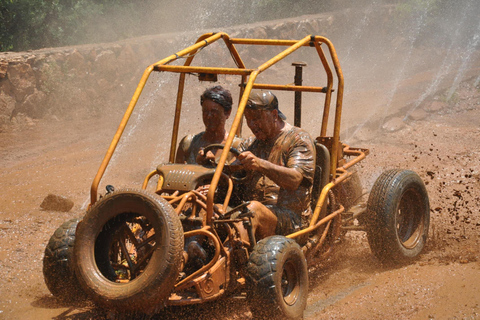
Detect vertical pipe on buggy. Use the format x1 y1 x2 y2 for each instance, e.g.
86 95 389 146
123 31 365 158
237 75 247 137
90 33 224 205
205 35 313 224
316 37 344 178
292 62 306 127
169 73 186 163
314 43 334 137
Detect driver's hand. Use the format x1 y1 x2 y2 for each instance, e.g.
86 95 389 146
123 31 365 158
196 148 216 165
237 151 263 171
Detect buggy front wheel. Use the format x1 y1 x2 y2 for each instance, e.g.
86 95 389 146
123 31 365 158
246 235 308 319
74 189 184 313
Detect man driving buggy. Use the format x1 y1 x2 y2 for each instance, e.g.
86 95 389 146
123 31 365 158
236 90 316 240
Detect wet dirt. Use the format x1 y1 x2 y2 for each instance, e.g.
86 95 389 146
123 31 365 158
0 80 479 319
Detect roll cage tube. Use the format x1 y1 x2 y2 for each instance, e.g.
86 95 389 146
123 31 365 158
90 33 345 232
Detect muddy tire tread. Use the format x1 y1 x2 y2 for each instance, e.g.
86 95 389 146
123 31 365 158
246 235 308 320
43 218 85 301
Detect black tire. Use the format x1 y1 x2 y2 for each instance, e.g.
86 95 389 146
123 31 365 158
246 235 308 320
43 218 86 301
74 189 184 313
366 169 430 263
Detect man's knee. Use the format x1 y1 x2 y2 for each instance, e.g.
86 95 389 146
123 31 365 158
247 201 277 238
246 201 262 217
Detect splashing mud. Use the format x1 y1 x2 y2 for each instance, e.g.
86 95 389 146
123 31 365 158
1 1 480 319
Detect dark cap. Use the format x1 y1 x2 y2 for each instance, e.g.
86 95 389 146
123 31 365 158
246 90 286 120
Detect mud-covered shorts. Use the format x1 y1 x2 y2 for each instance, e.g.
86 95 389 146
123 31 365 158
266 205 303 236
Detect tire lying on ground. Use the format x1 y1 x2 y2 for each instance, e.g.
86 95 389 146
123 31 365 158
246 235 308 320
43 218 86 302
366 169 430 263
74 189 184 314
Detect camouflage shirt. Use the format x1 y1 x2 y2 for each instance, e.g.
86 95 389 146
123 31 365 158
239 123 316 220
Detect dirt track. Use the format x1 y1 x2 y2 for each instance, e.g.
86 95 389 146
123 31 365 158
0 78 479 319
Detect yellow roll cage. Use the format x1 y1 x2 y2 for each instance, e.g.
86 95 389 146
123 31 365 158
89 31 367 240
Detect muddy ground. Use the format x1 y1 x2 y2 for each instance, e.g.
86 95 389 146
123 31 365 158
0 79 479 319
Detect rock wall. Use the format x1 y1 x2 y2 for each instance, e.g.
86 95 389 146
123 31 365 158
0 6 393 131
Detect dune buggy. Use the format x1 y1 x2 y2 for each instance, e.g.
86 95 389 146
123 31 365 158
43 32 430 319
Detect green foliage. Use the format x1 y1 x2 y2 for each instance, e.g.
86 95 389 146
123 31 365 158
0 0 339 52
0 0 149 51
3 0 474 52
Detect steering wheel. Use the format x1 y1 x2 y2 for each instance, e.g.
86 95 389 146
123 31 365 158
202 144 247 181
202 143 241 164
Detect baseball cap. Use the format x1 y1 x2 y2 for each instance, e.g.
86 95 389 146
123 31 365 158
246 90 286 120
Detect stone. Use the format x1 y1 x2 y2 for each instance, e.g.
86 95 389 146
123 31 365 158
19 89 47 118
64 50 85 72
135 42 155 63
271 22 293 39
0 60 7 79
7 62 36 102
301 18 320 35
86 48 97 62
94 50 117 80
382 117 406 132
47 52 65 64
249 27 268 40
0 90 16 118
37 60 62 92
40 194 74 212
0 115 9 130
25 55 36 65
354 125 378 142
25 116 35 126
116 45 136 75
325 15 334 27
406 108 428 121
110 44 123 56
425 100 447 112
97 78 114 92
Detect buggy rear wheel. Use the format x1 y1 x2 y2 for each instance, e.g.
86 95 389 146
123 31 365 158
74 189 184 313
366 169 430 263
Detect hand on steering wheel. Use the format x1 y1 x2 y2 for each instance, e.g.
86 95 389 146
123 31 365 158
200 144 241 165
201 144 247 181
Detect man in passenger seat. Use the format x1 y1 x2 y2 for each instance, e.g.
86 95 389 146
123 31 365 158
175 85 241 165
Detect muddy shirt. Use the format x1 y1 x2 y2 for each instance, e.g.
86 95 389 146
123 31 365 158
175 132 242 164
239 123 315 224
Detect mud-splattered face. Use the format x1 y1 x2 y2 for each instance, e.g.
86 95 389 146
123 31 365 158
201 99 230 132
244 108 278 141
